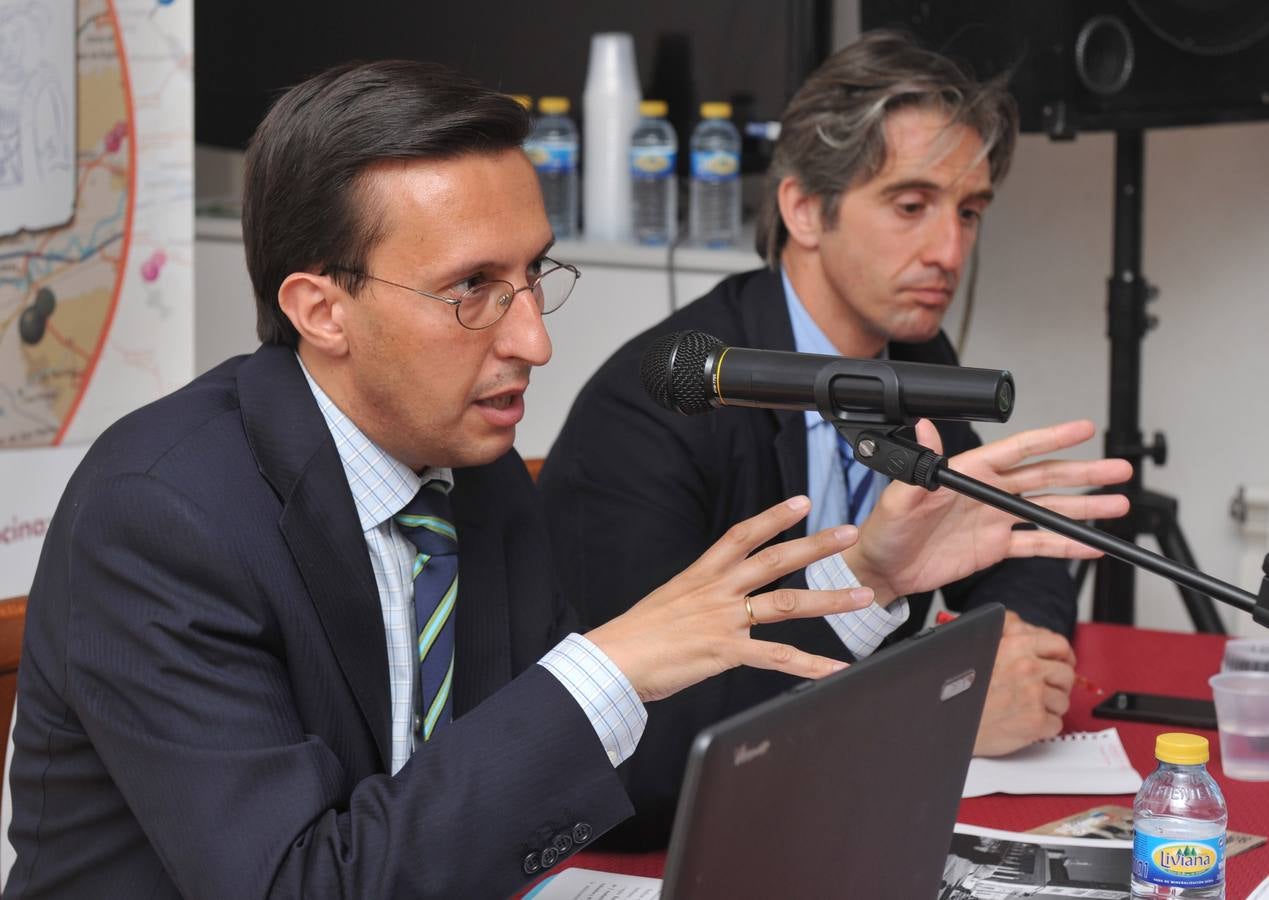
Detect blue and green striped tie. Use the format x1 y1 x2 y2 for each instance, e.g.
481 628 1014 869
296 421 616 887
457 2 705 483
394 482 458 742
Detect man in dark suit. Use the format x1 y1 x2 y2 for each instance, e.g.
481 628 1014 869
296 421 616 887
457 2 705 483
539 31 1125 848
4 62 884 899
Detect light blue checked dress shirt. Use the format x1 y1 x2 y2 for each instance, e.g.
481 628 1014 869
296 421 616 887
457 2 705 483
298 359 645 774
782 270 910 657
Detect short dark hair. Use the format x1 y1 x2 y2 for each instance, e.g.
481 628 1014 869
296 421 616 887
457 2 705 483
243 60 531 347
755 30 1019 268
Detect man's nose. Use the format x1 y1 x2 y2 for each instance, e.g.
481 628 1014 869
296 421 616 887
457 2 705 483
922 209 971 277
495 288 553 367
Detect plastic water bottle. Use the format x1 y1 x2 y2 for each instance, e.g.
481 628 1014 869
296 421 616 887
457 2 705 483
1132 733 1227 899
525 96 578 239
688 102 741 248
630 100 677 245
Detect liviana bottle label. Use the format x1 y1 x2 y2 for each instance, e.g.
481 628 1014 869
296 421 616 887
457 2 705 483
1132 832 1224 889
524 142 577 173
691 150 739 182
631 147 676 179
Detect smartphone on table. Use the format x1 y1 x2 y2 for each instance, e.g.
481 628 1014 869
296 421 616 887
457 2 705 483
1092 690 1217 730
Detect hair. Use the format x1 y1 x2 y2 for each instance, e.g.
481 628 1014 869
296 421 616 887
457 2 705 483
755 29 1019 268
242 60 532 347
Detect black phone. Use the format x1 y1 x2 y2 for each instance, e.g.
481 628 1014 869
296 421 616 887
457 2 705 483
1092 691 1217 730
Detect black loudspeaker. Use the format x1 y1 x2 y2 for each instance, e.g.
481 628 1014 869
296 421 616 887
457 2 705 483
860 0 1269 137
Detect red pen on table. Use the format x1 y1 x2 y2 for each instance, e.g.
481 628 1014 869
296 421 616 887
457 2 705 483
933 610 1105 696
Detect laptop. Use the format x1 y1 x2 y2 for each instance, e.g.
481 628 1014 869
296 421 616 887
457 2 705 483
660 603 1004 899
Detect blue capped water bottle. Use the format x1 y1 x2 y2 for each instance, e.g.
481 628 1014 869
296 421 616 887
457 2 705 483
1132 733 1226 899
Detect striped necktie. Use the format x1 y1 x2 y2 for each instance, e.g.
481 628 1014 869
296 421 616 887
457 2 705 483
835 432 877 526
394 482 458 742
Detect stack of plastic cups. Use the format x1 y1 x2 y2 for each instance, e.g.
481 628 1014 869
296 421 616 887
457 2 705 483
582 32 641 241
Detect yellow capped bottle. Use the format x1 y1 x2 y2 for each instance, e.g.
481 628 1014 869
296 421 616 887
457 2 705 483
1131 733 1226 898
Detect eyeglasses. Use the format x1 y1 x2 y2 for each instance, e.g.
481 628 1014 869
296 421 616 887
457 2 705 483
325 258 580 330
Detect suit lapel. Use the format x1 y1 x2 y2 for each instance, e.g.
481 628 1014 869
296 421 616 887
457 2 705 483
448 466 513 715
238 345 393 771
739 270 810 539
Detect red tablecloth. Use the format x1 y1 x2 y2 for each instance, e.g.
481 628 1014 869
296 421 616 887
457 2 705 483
958 622 1269 897
524 623 1269 897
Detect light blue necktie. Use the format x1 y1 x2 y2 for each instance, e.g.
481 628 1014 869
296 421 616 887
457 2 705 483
394 482 457 742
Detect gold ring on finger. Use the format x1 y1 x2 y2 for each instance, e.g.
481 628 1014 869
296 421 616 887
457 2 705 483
745 595 759 628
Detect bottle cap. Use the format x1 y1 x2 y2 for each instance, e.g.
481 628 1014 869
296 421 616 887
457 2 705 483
1155 732 1210 765
640 100 668 117
508 94 533 111
538 96 571 115
700 102 733 119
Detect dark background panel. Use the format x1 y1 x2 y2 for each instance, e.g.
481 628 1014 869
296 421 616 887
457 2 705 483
861 0 1269 137
195 0 831 172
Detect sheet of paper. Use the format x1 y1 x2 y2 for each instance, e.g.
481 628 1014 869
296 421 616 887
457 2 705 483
524 867 662 900
1249 872 1269 900
963 728 1144 798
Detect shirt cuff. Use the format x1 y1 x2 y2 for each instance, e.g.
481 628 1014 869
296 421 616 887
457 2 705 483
539 633 648 768
806 554 910 659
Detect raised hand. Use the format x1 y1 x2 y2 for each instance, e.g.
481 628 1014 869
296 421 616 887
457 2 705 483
844 419 1132 605
586 496 875 703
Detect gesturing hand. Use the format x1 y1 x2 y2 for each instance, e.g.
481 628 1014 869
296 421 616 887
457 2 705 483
843 419 1132 605
586 496 876 703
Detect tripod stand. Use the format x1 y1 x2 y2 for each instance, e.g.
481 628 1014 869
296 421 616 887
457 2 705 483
1073 129 1224 633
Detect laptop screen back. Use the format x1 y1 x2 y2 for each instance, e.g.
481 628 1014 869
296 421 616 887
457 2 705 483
661 603 1004 899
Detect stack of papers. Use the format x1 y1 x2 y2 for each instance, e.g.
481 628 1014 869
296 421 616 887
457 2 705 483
962 728 1143 798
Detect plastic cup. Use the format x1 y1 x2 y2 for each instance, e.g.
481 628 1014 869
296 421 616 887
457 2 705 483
1208 672 1269 781
1222 638 1269 673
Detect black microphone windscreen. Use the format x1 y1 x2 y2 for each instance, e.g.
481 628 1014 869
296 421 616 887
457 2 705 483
641 330 722 415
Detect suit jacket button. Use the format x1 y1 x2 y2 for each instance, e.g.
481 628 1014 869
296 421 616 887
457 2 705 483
540 846 559 869
552 832 573 854
522 852 541 876
572 822 592 844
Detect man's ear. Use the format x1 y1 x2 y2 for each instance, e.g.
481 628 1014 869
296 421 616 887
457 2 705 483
776 175 825 251
278 272 349 357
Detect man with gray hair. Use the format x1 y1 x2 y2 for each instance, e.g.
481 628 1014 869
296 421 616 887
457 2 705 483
540 30 1088 848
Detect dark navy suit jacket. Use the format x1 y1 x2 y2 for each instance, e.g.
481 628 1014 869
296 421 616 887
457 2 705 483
7 344 631 898
539 268 1075 848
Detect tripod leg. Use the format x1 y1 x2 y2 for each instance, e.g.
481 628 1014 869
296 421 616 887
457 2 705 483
1155 518 1226 634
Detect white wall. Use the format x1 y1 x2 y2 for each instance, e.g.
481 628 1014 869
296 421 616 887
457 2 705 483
945 123 1269 633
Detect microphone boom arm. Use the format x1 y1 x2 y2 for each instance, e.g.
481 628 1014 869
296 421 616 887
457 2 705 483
828 418 1269 629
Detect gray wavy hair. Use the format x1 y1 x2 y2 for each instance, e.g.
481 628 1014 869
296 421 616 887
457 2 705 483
756 30 1018 267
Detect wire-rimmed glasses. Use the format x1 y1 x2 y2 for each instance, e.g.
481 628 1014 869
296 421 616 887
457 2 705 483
326 258 580 330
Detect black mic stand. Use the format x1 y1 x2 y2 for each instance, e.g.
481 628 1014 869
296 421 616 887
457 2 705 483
1082 131 1224 633
830 421 1269 629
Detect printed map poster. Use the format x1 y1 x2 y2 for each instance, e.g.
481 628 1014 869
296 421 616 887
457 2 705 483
0 0 193 598
0 0 75 234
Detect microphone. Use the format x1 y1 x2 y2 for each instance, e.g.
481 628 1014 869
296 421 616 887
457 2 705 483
641 330 1014 423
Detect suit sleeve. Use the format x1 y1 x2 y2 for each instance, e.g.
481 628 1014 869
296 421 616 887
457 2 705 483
64 473 632 899
539 355 848 850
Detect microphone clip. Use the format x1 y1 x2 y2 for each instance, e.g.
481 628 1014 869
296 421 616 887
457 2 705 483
813 358 946 492
832 424 946 493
